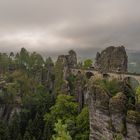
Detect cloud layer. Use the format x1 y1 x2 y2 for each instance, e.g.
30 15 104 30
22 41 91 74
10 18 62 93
0 0 140 55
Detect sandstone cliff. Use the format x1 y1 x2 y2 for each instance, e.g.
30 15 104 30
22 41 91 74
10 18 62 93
57 50 77 68
95 46 128 73
55 50 77 94
87 76 140 140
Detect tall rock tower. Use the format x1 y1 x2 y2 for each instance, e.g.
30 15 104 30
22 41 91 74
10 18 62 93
95 46 128 73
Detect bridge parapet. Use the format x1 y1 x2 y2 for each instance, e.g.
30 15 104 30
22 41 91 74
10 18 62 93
70 68 140 84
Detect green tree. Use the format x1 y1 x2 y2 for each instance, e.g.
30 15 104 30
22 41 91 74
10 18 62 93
32 113 43 140
136 86 140 103
66 74 77 95
75 107 89 140
9 52 14 59
15 53 20 69
54 60 64 93
52 120 72 140
45 57 54 67
0 120 10 140
83 59 93 69
99 79 121 96
44 94 78 139
9 113 21 140
28 52 44 81
43 119 53 140
114 133 123 140
0 53 10 73
23 119 37 140
19 47 29 69
19 109 31 136
44 94 78 122
23 131 32 140
16 134 22 140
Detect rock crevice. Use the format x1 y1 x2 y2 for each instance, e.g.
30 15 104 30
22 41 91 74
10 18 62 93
87 77 140 140
95 46 128 73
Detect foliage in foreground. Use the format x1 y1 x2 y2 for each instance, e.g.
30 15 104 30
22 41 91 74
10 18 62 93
52 120 72 140
0 48 90 140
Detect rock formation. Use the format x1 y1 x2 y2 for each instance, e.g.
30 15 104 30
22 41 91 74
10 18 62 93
57 50 77 68
95 46 128 73
56 50 77 80
55 50 77 94
67 50 77 68
75 71 86 113
87 76 140 140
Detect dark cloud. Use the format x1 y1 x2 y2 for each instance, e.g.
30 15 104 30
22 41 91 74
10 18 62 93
0 0 140 56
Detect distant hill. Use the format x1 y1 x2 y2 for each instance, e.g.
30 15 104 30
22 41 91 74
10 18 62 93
127 50 140 73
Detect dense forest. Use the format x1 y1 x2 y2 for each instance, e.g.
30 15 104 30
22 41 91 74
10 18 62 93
0 47 140 140
0 48 89 140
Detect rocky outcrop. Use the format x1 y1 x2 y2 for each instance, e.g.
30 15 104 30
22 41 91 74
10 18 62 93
75 71 86 113
57 50 77 68
0 104 21 121
126 110 140 140
87 76 140 140
55 50 77 94
88 76 113 140
95 46 128 73
56 50 77 80
0 79 21 121
67 50 77 68
109 92 127 137
42 57 55 93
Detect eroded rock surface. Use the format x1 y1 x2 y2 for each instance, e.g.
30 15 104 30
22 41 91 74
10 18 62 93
57 50 77 80
87 77 140 140
95 46 128 73
55 50 77 93
57 50 77 68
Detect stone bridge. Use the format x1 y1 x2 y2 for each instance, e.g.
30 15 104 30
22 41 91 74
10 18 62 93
70 68 140 84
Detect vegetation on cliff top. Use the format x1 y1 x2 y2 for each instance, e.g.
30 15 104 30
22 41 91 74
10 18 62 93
0 48 89 140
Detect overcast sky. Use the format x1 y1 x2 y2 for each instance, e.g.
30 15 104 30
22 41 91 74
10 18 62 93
0 0 140 55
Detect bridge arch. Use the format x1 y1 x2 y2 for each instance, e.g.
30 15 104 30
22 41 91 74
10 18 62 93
85 72 94 79
70 68 140 87
123 76 140 91
102 73 110 79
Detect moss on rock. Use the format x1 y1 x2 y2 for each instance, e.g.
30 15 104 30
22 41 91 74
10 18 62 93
127 110 140 124
109 92 127 114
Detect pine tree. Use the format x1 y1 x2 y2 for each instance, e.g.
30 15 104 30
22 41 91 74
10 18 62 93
32 113 43 140
16 134 22 140
52 120 72 140
23 131 32 140
9 112 21 140
0 121 10 140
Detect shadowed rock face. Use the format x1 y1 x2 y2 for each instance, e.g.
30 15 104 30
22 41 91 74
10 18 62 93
55 50 77 93
87 77 140 140
67 50 77 68
95 46 128 73
56 50 77 81
57 50 77 68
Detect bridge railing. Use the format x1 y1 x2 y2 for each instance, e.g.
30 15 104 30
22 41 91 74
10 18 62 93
70 67 140 76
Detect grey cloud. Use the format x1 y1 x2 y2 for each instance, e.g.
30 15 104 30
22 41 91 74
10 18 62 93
0 0 140 56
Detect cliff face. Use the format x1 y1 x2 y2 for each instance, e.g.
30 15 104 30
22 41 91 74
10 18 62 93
57 50 77 68
95 46 128 73
87 76 140 140
0 76 22 121
67 50 77 68
55 50 77 93
75 71 87 113
56 50 77 80
0 104 20 121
